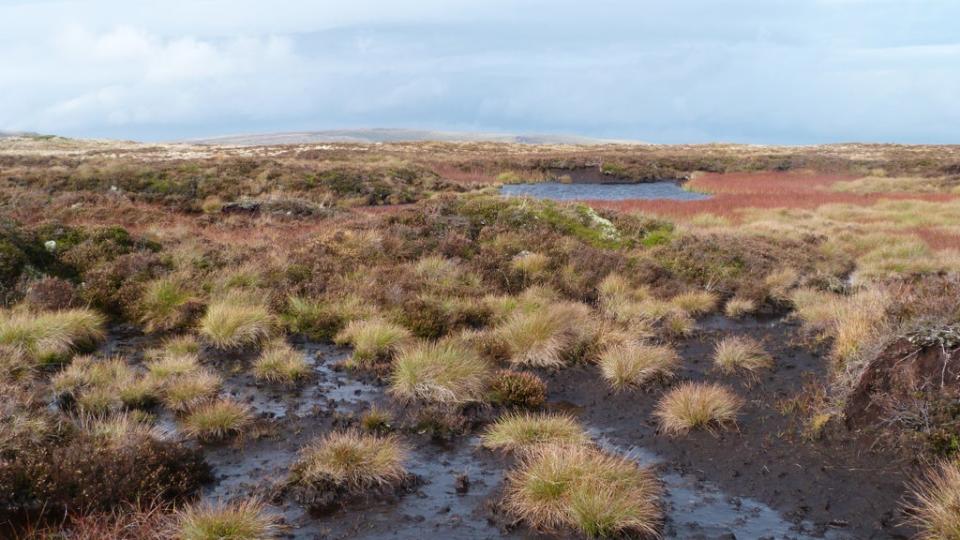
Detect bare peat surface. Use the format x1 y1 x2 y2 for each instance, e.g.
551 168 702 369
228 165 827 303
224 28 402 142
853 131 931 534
544 315 915 540
99 316 914 539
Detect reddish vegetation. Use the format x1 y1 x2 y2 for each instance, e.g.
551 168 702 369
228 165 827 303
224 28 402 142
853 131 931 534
431 163 497 184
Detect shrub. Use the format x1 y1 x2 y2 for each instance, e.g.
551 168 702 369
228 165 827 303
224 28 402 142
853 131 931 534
488 369 547 409
175 498 279 540
0 308 106 365
289 430 409 494
390 339 491 404
139 276 201 333
23 277 76 310
654 382 741 436
599 343 679 391
482 413 588 452
496 301 598 368
504 444 661 537
252 340 310 383
713 336 773 375
200 294 275 349
670 290 718 316
904 461 960 540
724 297 756 318
180 399 253 441
335 318 412 368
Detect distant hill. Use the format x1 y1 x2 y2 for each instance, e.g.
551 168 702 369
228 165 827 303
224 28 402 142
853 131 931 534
187 128 636 146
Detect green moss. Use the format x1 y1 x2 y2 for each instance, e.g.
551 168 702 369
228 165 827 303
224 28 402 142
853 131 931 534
641 225 673 247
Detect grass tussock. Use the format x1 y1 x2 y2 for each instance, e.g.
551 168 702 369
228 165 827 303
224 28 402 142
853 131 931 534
180 399 253 441
390 339 491 404
655 382 742 436
53 355 158 413
713 336 773 375
904 461 960 540
162 370 222 412
488 369 547 409
253 340 310 383
495 301 598 368
200 293 275 349
290 430 409 491
139 276 200 333
175 498 279 540
724 297 756 318
670 290 718 316
599 343 679 391
482 412 588 452
335 318 412 367
504 444 662 537
0 308 106 365
146 351 201 381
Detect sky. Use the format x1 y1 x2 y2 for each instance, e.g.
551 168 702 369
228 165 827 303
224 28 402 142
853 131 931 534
1 0 959 144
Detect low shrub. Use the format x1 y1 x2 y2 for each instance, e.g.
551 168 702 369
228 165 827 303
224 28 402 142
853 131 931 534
487 369 547 409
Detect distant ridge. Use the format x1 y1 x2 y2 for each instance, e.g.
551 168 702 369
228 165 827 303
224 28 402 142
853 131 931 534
187 128 637 146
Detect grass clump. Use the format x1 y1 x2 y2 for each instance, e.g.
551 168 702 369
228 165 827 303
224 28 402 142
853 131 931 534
0 308 106 365
599 343 679 391
713 336 773 375
53 355 158 413
670 290 718 316
200 293 275 349
504 444 662 537
290 430 409 492
390 339 491 404
146 351 201 381
162 370 222 412
335 318 411 368
360 406 394 433
482 413 588 452
253 340 310 383
655 382 741 436
495 301 598 368
175 498 279 540
285 294 374 340
904 461 960 540
488 369 547 409
180 399 253 441
724 297 756 318
139 276 200 333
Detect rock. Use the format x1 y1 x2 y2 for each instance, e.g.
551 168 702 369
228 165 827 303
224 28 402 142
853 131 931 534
454 473 470 494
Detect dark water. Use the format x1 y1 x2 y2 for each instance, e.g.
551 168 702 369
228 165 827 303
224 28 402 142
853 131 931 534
500 181 710 201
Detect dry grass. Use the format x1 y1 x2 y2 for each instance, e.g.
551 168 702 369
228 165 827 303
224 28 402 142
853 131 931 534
904 461 960 540
482 412 588 452
290 430 409 490
670 290 718 316
655 382 742 436
53 355 158 413
335 318 412 367
200 293 275 349
713 336 773 375
162 370 222 412
0 308 106 365
252 340 310 383
138 276 198 333
75 412 167 448
598 343 679 391
146 352 201 381
495 301 598 368
180 399 253 441
724 297 757 318
511 251 551 277
175 498 279 540
504 444 661 537
389 339 491 404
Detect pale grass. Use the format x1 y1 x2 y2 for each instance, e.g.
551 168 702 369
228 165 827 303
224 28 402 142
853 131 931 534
713 336 773 374
496 301 598 368
724 297 756 318
200 293 275 349
181 398 253 441
253 340 310 383
335 318 412 367
655 382 742 436
175 498 279 540
482 412 589 452
599 343 679 390
291 430 409 490
904 461 960 540
390 339 491 404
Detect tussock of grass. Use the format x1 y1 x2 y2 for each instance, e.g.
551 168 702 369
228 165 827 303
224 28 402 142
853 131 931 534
599 343 679 390
655 382 741 435
763 267 799 302
139 276 199 333
175 498 279 540
162 370 222 412
670 290 718 316
180 399 253 441
146 352 201 380
285 294 375 340
200 294 275 349
53 355 158 413
504 444 661 537
511 251 550 276
253 340 309 383
713 336 773 375
290 430 409 490
724 297 756 318
390 339 491 404
904 461 960 540
496 301 598 368
0 308 106 365
75 412 166 448
482 413 588 452
360 406 393 433
335 318 411 367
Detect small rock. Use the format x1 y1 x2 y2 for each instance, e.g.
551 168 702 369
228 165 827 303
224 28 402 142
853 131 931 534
454 473 470 494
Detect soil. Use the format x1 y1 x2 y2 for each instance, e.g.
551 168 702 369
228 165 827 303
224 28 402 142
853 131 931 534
97 315 919 539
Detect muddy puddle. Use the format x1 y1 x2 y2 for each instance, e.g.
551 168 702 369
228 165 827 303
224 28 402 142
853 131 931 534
94 316 905 539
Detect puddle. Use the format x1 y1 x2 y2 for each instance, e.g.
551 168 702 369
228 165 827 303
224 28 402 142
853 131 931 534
500 181 709 201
